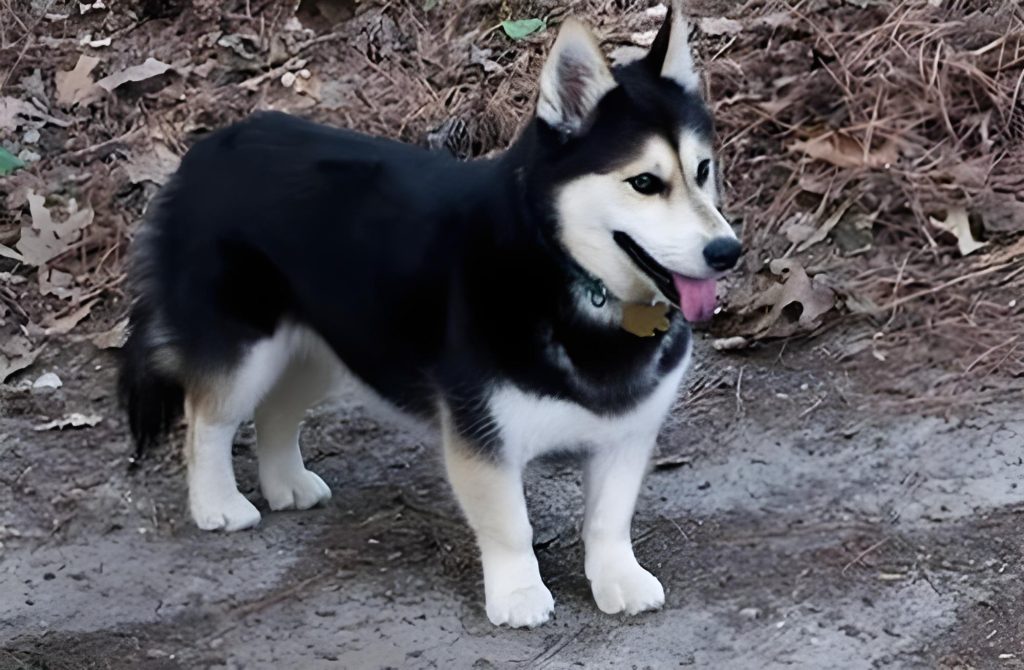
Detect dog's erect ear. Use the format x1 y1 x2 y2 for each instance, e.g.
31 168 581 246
537 19 616 134
644 1 700 92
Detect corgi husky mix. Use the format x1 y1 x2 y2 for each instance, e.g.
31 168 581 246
119 2 740 628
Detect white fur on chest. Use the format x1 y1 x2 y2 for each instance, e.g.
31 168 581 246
487 345 692 465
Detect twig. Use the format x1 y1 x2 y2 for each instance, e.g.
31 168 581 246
842 537 890 574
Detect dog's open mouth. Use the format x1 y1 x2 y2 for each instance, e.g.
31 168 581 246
612 231 717 323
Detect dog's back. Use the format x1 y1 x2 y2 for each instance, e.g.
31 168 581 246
121 111 488 447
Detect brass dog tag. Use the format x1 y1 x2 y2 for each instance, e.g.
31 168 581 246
621 302 671 337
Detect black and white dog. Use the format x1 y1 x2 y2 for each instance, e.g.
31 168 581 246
120 3 741 628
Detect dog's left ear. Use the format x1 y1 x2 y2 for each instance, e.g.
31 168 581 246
537 19 617 135
644 1 700 93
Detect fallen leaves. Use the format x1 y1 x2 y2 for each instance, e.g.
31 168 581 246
96 58 173 92
790 133 900 169
40 299 98 336
726 260 838 341
0 96 68 131
38 268 79 301
930 207 986 256
698 17 743 36
14 192 94 267
124 141 180 185
0 336 44 383
749 260 836 338
0 97 36 131
34 413 103 431
56 53 178 105
90 317 129 349
55 55 101 106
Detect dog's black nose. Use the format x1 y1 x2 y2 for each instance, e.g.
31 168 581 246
703 237 742 271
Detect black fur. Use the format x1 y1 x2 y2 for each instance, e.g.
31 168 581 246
121 59 714 456
119 301 184 456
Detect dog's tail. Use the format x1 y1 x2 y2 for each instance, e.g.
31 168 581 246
117 300 185 459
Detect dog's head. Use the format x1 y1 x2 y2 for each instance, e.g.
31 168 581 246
531 2 740 322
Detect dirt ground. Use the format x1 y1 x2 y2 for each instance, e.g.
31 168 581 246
2 0 1024 668
2 331 1023 670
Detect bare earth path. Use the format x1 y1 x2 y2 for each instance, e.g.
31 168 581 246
2 337 1022 669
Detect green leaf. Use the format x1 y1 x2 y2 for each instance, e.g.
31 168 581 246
501 18 546 40
423 0 439 10
0 147 25 176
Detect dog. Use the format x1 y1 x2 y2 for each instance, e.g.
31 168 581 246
119 2 741 628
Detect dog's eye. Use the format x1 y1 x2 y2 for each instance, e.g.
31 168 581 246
626 173 665 196
696 159 711 188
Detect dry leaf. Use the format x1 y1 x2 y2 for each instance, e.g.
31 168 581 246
38 267 81 301
755 11 793 28
797 199 854 252
609 45 647 67
747 260 836 338
631 30 658 47
41 299 97 335
699 17 743 35
217 34 261 60
790 133 899 169
34 413 103 431
90 317 129 349
192 58 218 79
832 210 876 255
757 89 801 116
930 206 986 256
469 45 502 73
0 244 25 262
293 73 321 100
0 335 43 382
124 141 180 185
784 222 816 246
55 55 101 106
0 96 69 131
16 192 94 266
1 97 41 131
95 58 172 92
20 69 47 102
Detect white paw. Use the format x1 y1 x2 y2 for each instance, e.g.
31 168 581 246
261 468 331 511
486 583 555 628
589 561 665 615
191 490 262 532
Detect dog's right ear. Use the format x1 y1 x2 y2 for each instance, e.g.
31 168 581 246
537 19 616 135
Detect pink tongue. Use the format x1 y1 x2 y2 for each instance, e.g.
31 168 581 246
672 275 717 323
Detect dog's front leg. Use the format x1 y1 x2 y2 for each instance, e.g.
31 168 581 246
441 419 554 628
583 438 665 615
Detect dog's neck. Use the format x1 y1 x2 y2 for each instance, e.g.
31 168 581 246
457 128 675 339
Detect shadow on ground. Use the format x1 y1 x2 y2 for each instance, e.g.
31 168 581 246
2 334 1023 670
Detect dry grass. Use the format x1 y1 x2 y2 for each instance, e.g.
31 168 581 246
1 0 1022 397
699 0 1024 393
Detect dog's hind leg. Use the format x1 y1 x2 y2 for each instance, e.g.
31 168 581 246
440 411 554 628
186 333 294 531
254 351 333 511
186 388 263 532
